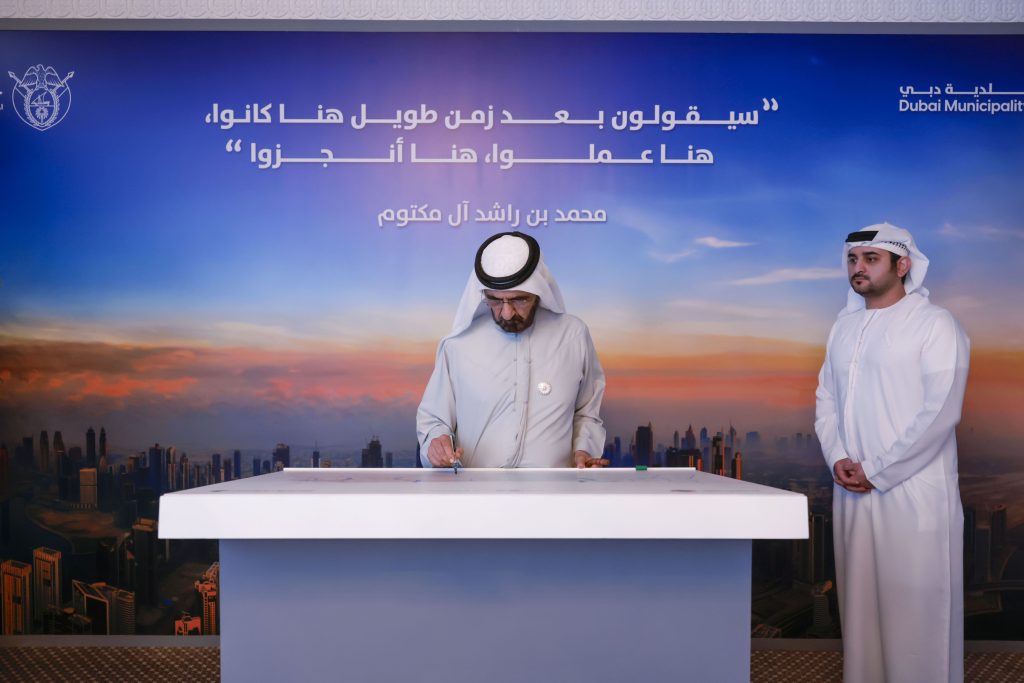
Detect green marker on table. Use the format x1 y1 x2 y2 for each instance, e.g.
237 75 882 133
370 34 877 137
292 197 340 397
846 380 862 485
635 465 648 471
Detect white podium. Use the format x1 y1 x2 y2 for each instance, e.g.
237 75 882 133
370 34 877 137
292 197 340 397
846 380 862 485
160 468 807 682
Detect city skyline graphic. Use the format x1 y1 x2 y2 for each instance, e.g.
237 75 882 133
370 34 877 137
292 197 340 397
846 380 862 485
2 29 1023 640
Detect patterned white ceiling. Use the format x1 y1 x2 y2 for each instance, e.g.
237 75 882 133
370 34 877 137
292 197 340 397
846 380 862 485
1 0 1022 22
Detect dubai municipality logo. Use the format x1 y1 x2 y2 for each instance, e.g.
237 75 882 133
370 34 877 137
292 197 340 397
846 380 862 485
8 65 75 131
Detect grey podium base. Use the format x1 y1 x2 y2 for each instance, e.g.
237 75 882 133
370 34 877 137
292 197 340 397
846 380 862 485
220 539 751 683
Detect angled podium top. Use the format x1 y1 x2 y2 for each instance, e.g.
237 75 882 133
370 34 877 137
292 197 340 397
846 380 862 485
159 467 808 540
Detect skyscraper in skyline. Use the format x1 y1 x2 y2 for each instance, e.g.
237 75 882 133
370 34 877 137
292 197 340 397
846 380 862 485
115 588 136 635
684 425 697 450
2 559 32 635
712 434 725 476
167 449 178 493
272 444 290 470
361 438 383 468
80 468 98 508
32 547 62 627
635 424 653 468
72 579 110 635
52 431 65 460
180 452 190 489
132 518 158 606
86 427 97 468
148 444 164 494
39 430 50 474
196 563 219 636
70 580 135 635
96 537 123 588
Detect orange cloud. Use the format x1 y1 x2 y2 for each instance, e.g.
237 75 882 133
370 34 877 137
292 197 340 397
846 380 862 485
0 337 433 412
1 337 1020 447
602 349 822 410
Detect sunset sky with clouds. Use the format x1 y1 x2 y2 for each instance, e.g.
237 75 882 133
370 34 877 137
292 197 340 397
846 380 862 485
2 30 1022 458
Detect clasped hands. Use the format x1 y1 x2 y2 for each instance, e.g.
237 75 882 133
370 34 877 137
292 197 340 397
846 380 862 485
833 457 875 493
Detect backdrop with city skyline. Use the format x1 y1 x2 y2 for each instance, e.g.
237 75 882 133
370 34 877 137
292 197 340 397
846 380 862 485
1 29 1022 639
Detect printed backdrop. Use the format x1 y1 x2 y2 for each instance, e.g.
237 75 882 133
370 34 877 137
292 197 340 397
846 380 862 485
1 30 1022 638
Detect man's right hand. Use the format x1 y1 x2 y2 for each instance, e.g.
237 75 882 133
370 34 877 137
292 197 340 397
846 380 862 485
427 435 464 467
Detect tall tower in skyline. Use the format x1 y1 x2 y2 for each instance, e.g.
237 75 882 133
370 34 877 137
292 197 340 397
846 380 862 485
635 424 653 468
148 444 164 494
196 563 219 635
684 425 696 450
731 452 743 480
132 518 159 606
32 547 62 627
810 513 826 584
96 537 123 588
180 453 190 489
166 447 178 492
39 430 50 474
361 438 383 468
272 443 291 470
52 431 66 460
115 588 136 635
80 468 98 508
86 427 97 468
233 450 242 481
99 427 107 464
72 579 110 635
711 434 725 476
2 559 33 635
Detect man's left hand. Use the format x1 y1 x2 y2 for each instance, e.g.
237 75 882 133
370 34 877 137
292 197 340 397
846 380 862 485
574 451 609 468
839 460 874 493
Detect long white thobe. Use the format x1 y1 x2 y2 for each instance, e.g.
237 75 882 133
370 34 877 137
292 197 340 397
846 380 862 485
815 291 970 683
417 308 606 468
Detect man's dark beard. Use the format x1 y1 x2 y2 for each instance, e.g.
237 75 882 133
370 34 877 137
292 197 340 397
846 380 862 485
492 304 538 333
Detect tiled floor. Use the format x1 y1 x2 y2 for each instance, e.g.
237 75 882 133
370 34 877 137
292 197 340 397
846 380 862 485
0 647 219 683
1 646 1022 682
750 650 1024 682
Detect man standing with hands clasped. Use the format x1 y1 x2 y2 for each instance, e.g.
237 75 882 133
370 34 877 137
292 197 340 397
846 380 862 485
417 231 608 469
815 223 970 682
